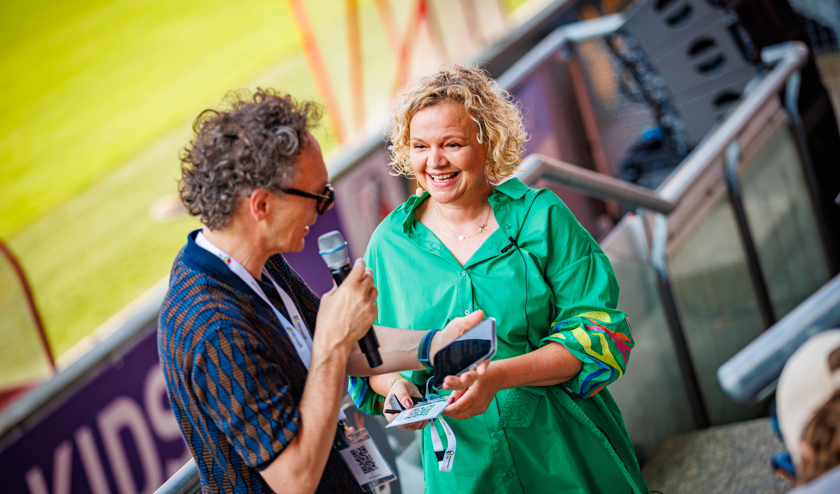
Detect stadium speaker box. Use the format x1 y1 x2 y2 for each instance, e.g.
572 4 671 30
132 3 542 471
623 0 721 50
623 0 759 144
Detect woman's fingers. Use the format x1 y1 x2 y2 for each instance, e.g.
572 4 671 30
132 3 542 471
445 405 472 421
384 389 401 422
396 389 414 409
441 367 485 390
399 419 428 431
443 389 472 417
448 388 466 404
384 397 399 422
442 374 466 390
443 400 465 415
384 381 423 424
443 383 492 420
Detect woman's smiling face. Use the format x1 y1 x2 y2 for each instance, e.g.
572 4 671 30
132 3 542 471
409 101 490 206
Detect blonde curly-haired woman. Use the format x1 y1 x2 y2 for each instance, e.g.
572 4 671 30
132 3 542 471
349 65 648 494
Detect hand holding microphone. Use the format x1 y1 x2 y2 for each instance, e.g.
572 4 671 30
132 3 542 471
319 231 383 368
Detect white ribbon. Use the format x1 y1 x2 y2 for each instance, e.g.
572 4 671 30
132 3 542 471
429 416 457 472
196 232 348 422
424 376 457 472
195 232 313 367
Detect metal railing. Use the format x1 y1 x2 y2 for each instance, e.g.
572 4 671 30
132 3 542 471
655 41 817 330
496 14 627 90
657 43 808 202
718 274 840 404
154 459 200 494
506 38 814 429
518 153 674 213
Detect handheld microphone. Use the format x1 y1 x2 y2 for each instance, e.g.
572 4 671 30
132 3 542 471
318 231 383 368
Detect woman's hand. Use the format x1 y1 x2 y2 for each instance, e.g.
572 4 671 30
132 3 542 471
442 377 499 421
442 343 583 420
384 379 428 431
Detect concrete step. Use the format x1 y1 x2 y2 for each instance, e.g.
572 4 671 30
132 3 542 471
642 418 792 493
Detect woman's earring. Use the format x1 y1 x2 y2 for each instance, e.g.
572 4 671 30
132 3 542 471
415 186 424 197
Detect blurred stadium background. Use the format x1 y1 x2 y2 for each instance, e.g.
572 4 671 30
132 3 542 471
0 0 528 363
2 0 840 492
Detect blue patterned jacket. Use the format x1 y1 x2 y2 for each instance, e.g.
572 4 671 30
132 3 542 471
158 230 362 493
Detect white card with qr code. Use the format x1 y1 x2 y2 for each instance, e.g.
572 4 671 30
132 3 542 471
337 429 396 490
386 397 450 428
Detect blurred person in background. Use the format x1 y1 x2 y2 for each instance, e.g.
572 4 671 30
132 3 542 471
158 89 486 494
776 330 840 493
349 66 648 493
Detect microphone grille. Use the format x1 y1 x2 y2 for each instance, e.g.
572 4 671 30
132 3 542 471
318 231 350 269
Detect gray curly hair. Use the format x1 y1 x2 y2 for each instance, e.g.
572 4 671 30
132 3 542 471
178 89 323 230
179 89 322 230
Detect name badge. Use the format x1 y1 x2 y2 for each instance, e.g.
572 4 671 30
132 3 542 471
335 428 396 491
385 396 450 428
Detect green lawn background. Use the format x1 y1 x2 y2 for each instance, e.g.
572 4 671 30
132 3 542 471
1 0 335 238
1 0 529 360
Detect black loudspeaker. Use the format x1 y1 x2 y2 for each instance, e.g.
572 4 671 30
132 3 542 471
671 75 755 143
623 0 721 50
623 0 759 144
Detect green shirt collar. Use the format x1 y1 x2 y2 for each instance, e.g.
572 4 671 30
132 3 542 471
493 176 530 200
401 177 529 233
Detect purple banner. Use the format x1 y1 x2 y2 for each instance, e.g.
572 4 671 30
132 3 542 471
0 207 352 494
0 329 191 494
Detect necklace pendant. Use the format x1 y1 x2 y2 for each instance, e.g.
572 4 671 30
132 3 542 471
458 235 465 241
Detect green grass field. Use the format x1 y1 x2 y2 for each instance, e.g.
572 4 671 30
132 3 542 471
0 0 395 357
1 0 529 359
0 260 53 387
0 0 335 238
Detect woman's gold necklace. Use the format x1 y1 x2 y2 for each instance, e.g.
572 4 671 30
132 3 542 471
433 200 491 241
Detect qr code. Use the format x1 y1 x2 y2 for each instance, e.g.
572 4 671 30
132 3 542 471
405 404 433 419
350 445 377 474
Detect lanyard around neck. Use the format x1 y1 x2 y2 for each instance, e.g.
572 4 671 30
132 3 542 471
195 232 314 369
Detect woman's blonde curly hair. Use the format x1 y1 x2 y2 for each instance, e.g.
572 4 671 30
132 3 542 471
387 64 528 181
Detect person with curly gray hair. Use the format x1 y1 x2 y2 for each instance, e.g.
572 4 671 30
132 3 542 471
158 89 487 494
349 66 648 493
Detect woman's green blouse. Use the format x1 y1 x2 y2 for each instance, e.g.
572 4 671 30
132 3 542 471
349 178 648 493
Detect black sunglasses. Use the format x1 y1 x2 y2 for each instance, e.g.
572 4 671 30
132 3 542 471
281 183 335 215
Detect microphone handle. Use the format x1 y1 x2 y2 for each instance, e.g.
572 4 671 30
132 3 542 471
331 265 383 368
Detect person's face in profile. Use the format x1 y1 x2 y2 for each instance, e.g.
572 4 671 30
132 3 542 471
409 101 489 207
269 133 331 253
